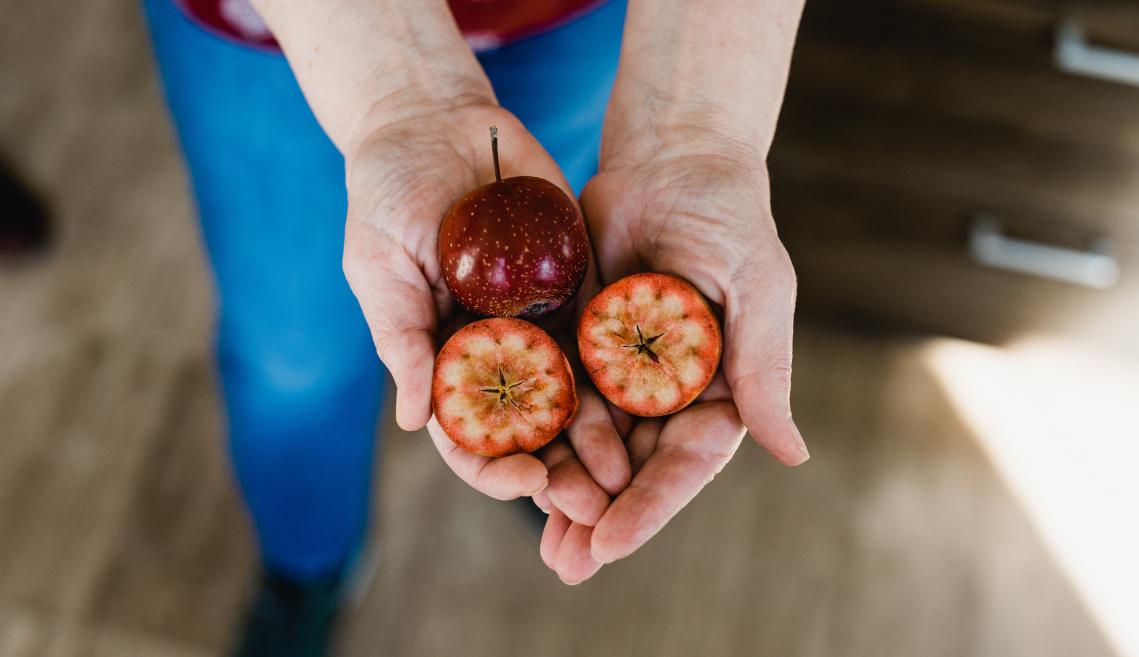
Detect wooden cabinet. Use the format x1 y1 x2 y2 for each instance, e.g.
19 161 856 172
771 0 1139 352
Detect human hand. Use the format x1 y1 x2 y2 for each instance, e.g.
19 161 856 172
539 132 809 583
251 0 635 573
342 99 630 510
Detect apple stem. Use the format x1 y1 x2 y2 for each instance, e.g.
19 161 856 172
490 126 502 183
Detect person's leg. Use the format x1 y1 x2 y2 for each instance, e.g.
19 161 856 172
141 0 383 588
477 0 627 194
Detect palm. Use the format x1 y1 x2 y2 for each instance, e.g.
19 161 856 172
342 103 629 513
538 154 808 583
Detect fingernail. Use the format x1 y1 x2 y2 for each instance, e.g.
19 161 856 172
526 479 549 497
790 420 810 465
533 498 551 514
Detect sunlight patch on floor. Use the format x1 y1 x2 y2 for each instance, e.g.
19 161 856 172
925 337 1139 657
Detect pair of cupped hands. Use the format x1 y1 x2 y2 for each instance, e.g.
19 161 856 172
343 98 808 585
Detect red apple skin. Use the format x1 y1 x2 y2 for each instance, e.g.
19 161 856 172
438 176 589 318
432 318 579 457
578 273 722 417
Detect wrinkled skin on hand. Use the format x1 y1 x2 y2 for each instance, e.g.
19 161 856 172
342 102 631 518
344 103 806 586
537 139 809 584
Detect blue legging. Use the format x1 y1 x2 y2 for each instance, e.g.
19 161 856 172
142 0 625 580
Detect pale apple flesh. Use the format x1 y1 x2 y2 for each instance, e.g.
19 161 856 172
578 273 722 417
433 318 578 457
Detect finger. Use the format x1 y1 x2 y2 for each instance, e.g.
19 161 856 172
626 418 663 476
555 522 603 585
723 252 809 465
611 406 636 438
591 401 745 564
540 508 572 570
427 418 547 500
343 221 436 431
541 440 611 527
695 371 733 402
532 489 552 513
566 387 631 495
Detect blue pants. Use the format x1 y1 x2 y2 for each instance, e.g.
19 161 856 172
143 0 625 580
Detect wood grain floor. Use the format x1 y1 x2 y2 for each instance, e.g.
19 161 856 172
0 1 1122 656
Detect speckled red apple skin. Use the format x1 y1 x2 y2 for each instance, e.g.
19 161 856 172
438 176 589 318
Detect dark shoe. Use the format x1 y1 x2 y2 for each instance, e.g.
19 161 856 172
515 496 549 536
0 158 50 257
232 570 343 657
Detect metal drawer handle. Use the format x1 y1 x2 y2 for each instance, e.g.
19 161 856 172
969 216 1120 289
1055 19 1139 88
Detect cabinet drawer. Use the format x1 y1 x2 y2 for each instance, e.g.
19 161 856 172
776 176 1139 353
771 0 1139 349
773 0 1139 245
920 0 1139 55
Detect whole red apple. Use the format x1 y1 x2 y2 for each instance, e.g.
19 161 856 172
438 128 589 318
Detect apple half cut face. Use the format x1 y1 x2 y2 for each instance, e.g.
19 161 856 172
432 318 578 457
578 273 722 417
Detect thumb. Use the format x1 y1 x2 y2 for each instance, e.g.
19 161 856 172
344 219 437 431
722 250 809 466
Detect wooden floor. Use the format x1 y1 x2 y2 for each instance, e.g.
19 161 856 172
0 1 1122 656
